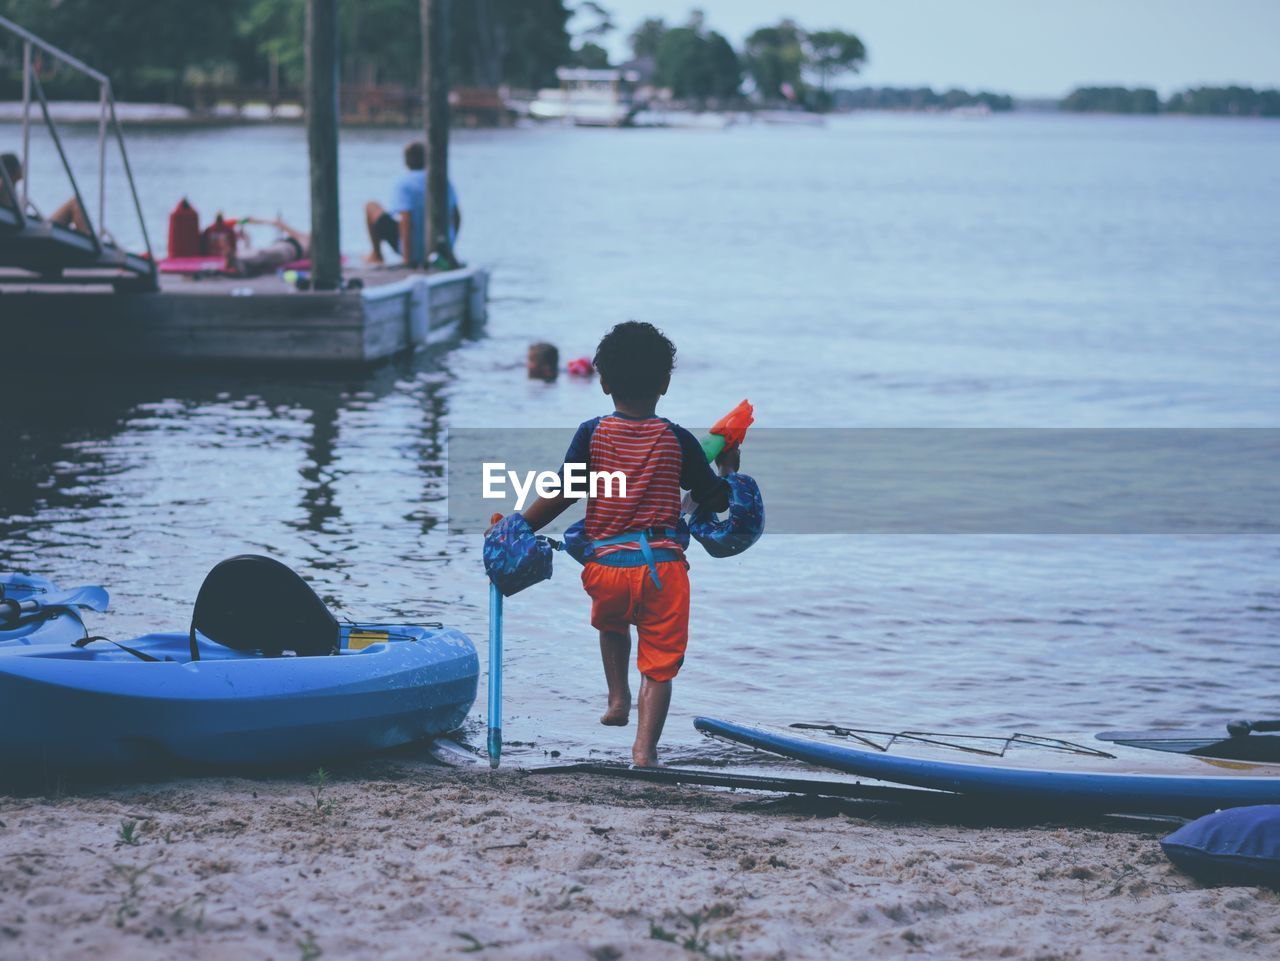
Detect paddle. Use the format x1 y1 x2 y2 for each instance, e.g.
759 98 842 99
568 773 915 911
0 599 39 628
487 512 504 769
0 584 109 629
1227 719 1280 737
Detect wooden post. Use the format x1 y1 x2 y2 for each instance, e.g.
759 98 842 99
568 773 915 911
306 0 341 291
421 0 455 269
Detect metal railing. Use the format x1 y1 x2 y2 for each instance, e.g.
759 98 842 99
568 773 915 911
0 13 154 272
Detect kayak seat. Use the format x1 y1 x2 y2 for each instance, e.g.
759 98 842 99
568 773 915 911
188 555 340 660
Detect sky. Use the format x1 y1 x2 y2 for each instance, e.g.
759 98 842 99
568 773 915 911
590 0 1280 97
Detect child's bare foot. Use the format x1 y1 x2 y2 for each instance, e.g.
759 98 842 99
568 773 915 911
600 697 631 726
598 630 632 726
631 749 662 768
631 677 672 768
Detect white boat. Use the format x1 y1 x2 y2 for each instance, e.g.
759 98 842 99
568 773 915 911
529 67 640 128
754 109 826 127
630 109 734 130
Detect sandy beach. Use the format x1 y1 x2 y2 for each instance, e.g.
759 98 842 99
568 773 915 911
2 756 1276 961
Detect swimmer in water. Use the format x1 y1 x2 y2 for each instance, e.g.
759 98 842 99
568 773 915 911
527 342 559 382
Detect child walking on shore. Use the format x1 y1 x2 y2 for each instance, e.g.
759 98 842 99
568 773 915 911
521 322 735 766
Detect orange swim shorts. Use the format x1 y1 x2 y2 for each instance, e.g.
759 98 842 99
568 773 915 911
581 558 690 682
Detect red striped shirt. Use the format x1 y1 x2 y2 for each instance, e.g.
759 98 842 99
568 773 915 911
562 413 726 558
553 415 681 557
585 416 683 554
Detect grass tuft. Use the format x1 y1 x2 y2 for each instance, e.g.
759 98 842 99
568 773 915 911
297 930 322 960
648 905 739 960
296 768 337 818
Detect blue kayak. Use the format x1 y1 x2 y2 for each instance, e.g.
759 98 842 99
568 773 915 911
0 573 108 649
695 717 1280 815
0 624 478 769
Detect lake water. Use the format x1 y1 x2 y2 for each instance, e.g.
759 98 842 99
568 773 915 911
3 113 1278 766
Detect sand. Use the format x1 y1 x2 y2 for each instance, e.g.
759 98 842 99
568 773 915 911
1 757 1277 961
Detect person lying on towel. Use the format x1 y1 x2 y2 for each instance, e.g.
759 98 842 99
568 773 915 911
226 216 310 277
2 151 94 234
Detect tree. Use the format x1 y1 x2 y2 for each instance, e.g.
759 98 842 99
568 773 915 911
806 29 865 93
451 0 571 90
652 14 740 103
451 0 502 89
570 42 610 69
237 0 306 88
831 86 1014 112
234 0 573 94
1165 85 1279 117
572 1 614 43
629 17 666 60
0 0 239 101
743 20 806 102
342 0 421 87
704 31 741 100
654 26 705 98
566 1 613 72
488 0 573 90
0 0 575 101
1061 86 1159 114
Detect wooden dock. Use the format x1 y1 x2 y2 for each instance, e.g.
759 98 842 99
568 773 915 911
0 264 488 365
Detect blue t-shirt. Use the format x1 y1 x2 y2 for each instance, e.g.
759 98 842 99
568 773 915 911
390 172 459 264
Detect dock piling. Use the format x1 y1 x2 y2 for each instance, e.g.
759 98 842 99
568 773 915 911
305 0 341 291
421 0 455 268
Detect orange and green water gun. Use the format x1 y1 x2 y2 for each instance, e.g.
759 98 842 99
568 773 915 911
700 399 754 462
691 399 764 556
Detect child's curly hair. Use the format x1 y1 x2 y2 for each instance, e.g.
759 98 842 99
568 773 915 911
593 322 676 401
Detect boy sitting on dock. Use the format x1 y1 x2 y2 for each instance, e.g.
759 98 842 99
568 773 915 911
364 141 460 268
520 322 736 766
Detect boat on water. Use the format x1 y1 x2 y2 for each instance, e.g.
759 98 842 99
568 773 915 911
753 109 826 127
528 67 642 128
525 70 825 131
631 108 736 130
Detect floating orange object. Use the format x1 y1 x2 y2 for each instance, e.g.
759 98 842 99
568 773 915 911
566 357 594 377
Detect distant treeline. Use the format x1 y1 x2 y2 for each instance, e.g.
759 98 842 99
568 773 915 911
4 0 1274 121
832 87 1014 112
0 0 866 111
1063 85 1280 117
0 0 575 101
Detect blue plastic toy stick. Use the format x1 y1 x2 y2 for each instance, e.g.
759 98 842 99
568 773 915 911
487 582 503 768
